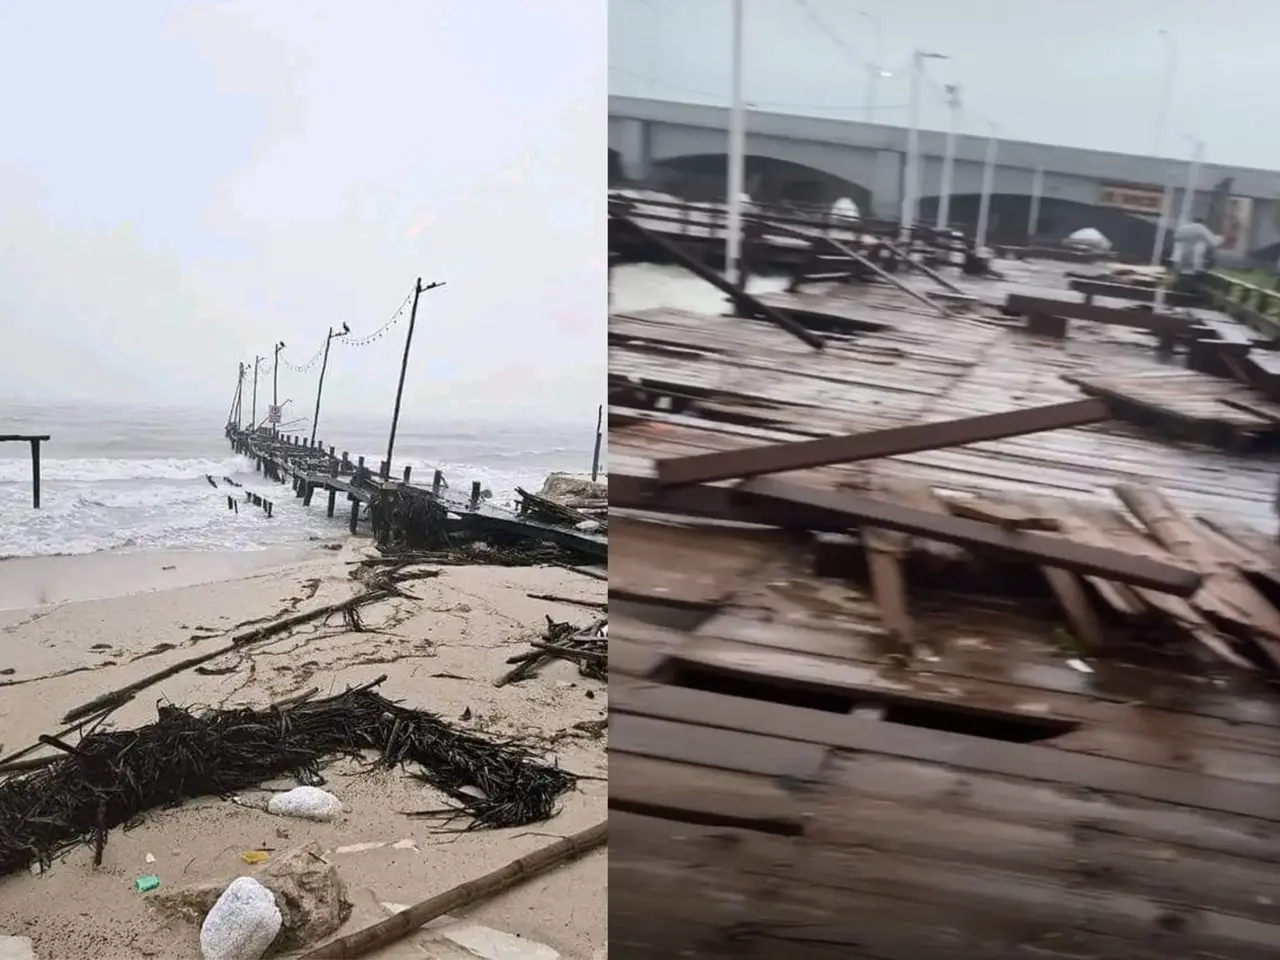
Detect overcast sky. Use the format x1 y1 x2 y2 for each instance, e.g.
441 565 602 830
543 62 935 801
610 0 1280 170
0 1 604 424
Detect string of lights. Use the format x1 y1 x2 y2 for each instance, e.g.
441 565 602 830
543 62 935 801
339 289 414 348
279 342 325 374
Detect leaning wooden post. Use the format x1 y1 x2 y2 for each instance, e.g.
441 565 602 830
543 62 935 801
29 437 41 509
590 403 603 483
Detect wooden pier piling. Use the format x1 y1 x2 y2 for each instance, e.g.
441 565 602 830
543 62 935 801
0 435 50 509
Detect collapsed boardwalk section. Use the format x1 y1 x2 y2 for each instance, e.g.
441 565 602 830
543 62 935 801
225 425 607 564
608 260 1280 958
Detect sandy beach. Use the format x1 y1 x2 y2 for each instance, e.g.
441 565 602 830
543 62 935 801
0 540 607 959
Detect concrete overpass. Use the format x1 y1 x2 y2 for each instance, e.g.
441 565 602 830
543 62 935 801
609 95 1280 262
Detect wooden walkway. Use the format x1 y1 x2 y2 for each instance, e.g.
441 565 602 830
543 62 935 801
609 258 1280 958
226 427 607 562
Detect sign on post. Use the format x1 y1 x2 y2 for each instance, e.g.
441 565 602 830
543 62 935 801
267 405 282 425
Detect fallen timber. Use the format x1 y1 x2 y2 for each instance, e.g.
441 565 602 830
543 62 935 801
993 268 1280 446
225 426 606 563
609 257 1280 960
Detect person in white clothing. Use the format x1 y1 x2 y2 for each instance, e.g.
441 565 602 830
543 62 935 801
1168 218 1221 296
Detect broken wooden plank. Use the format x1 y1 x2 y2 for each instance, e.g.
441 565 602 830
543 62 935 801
818 233 951 318
862 528 914 654
655 398 1111 487
1004 292 1197 336
1114 483 1280 670
1066 505 1254 669
733 476 1202 596
1041 566 1109 650
943 496 1060 532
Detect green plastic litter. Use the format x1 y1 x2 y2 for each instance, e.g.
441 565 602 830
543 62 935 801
136 875 160 893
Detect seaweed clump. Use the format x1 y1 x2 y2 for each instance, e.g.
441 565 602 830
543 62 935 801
0 678 575 877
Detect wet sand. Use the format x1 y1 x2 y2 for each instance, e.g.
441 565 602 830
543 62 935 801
0 542 607 959
0 545 320 612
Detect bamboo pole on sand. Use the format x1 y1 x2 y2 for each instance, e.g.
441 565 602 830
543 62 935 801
300 819 608 958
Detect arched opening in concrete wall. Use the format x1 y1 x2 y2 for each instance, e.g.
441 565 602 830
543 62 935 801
645 153 871 211
917 194 1157 259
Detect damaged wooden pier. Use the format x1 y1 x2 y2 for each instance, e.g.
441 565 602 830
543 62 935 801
225 426 606 564
609 229 1280 958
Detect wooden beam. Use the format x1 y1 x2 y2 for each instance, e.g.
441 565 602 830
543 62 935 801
608 206 825 350
735 477 1202 596
655 398 1111 488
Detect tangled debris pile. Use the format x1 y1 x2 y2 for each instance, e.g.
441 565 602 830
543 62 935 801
0 677 576 878
497 616 608 687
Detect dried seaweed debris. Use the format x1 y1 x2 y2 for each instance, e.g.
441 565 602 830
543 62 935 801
0 677 575 878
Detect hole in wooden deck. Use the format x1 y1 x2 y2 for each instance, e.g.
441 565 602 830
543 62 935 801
606 798 804 836
662 661 1081 744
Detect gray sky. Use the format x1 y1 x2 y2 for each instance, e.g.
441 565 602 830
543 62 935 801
0 1 604 424
610 0 1280 170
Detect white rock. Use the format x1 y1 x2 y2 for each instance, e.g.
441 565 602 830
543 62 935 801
0 936 36 960
199 877 282 960
267 786 342 822
573 520 601 533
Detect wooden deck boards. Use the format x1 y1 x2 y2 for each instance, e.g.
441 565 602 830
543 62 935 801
609 258 1280 959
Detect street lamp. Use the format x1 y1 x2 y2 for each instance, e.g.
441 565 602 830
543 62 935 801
974 121 1000 254
272 341 285 437
1150 29 1178 265
310 323 350 446
901 49 948 243
250 354 263 431
937 83 962 230
725 0 747 286
859 11 886 119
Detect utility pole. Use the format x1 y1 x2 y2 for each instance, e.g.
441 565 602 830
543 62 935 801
272 341 285 436
310 324 349 446
1150 28 1178 265
1027 166 1045 244
974 123 999 253
226 363 244 429
725 0 746 286
937 84 962 230
385 278 445 480
251 355 262 430
901 50 949 243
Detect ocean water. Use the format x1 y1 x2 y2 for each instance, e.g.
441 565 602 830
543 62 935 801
611 261 787 314
0 400 603 558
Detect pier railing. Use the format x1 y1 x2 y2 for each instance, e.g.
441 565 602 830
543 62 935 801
1203 272 1280 339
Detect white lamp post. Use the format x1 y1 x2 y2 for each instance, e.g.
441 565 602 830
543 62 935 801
974 122 999 253
936 83 962 230
725 0 746 285
900 49 948 243
1150 29 1178 265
